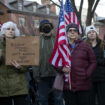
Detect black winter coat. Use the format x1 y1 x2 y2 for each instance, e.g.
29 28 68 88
92 40 105 82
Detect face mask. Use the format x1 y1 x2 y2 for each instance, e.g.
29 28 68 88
42 26 52 33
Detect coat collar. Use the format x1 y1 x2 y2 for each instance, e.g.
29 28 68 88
74 39 83 44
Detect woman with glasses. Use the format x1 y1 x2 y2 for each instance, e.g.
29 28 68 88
58 23 97 105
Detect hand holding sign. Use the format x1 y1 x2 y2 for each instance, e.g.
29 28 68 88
6 36 40 66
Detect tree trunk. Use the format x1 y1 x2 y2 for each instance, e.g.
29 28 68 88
86 0 100 26
86 7 93 26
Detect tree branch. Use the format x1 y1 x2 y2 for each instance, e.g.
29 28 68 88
58 0 61 3
49 0 60 8
92 0 100 16
79 0 84 16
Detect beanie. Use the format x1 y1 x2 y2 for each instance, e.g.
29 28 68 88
85 25 98 36
66 23 79 33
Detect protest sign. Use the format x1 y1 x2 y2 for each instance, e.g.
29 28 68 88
6 36 40 65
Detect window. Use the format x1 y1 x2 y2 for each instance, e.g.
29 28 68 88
96 27 99 34
33 20 39 28
19 17 25 27
33 5 36 12
46 6 50 14
18 2 23 10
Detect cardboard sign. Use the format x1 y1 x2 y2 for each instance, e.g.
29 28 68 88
6 36 40 65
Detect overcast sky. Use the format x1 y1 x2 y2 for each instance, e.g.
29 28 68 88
26 0 105 17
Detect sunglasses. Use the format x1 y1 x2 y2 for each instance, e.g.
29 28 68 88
68 29 78 33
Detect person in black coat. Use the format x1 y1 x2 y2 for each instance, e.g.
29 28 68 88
86 25 105 105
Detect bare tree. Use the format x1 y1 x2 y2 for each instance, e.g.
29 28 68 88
86 0 100 26
49 0 100 26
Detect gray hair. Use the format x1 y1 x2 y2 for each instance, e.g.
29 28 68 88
0 21 20 37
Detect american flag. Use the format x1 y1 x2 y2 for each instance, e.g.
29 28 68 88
49 0 71 68
64 0 82 34
49 0 82 67
49 0 71 88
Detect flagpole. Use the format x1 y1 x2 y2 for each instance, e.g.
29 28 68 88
69 71 71 90
66 51 71 90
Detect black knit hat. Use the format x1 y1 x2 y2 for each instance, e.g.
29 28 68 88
39 19 53 32
66 23 79 33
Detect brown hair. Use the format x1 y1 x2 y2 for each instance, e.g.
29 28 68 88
85 35 104 51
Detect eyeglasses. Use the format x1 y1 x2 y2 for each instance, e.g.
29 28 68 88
68 29 78 33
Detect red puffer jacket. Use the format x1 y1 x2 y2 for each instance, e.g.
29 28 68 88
64 39 97 91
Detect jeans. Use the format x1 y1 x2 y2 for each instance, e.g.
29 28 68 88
37 77 64 105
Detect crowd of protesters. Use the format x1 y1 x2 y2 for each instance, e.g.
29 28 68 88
0 20 105 105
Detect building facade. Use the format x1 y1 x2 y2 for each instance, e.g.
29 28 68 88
0 0 58 36
95 17 105 40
